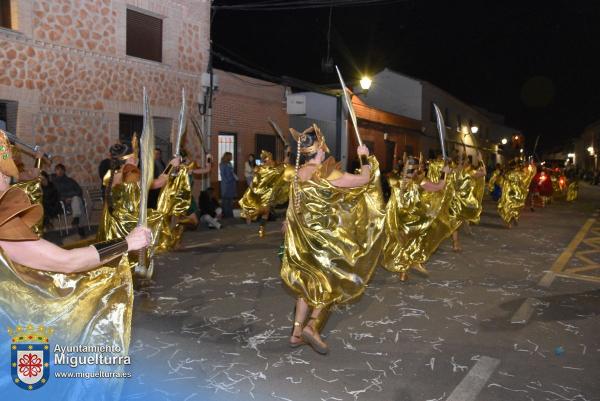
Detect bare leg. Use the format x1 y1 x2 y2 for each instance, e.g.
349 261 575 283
452 230 462 252
290 298 309 346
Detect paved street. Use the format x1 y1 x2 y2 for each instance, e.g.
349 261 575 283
121 184 600 401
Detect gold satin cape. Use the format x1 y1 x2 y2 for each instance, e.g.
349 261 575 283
452 165 485 225
566 180 578 202
418 163 484 262
497 164 536 224
97 166 191 254
239 163 291 221
487 168 501 193
0 249 133 350
280 156 385 309
382 173 444 273
13 178 44 235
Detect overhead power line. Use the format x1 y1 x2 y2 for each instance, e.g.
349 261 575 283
213 0 406 11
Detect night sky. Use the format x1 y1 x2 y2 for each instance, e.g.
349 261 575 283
212 0 600 152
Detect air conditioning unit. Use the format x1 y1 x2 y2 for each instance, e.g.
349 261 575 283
287 94 306 115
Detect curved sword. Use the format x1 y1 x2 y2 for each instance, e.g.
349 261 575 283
335 65 363 147
136 87 155 278
432 103 447 160
268 118 289 147
173 87 186 158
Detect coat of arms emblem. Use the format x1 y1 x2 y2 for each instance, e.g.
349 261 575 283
8 324 53 390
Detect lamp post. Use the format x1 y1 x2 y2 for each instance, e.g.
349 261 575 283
470 125 479 135
501 138 508 145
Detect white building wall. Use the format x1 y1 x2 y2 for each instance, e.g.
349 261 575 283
360 69 422 120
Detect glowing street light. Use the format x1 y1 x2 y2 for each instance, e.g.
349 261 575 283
501 138 508 145
470 125 479 134
360 76 372 91
519 148 524 153
588 146 595 155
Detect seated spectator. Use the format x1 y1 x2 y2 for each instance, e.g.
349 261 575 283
40 171 60 229
198 187 222 229
52 164 85 237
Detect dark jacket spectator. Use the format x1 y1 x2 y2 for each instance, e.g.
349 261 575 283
219 152 237 218
52 164 82 199
199 188 221 218
40 171 60 224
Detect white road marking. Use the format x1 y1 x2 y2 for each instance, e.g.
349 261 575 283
445 356 500 401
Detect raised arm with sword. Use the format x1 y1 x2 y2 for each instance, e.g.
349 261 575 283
166 87 186 176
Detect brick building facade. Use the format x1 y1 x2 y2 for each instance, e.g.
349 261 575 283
210 69 289 193
350 94 422 173
0 0 210 187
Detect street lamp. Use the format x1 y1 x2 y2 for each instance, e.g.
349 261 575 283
360 76 372 92
588 146 594 155
519 148 524 153
470 125 479 134
501 138 508 145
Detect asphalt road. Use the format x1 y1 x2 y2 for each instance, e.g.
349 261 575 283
121 184 600 401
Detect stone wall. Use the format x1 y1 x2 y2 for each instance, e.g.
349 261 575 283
0 0 210 186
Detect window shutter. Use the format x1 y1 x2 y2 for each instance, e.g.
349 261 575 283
126 9 162 62
0 0 12 29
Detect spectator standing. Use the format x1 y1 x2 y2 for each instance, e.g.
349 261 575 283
219 152 237 218
244 154 256 187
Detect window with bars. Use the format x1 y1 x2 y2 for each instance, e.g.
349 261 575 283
0 0 12 29
126 9 162 62
218 133 237 181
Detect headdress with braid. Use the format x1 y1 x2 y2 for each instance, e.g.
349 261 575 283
289 124 329 212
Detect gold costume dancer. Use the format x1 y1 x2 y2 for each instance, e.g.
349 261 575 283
448 155 486 251
281 125 385 354
566 180 578 202
497 159 536 228
0 130 150 354
98 140 189 271
382 155 447 281
167 152 212 246
239 149 291 237
565 166 578 202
